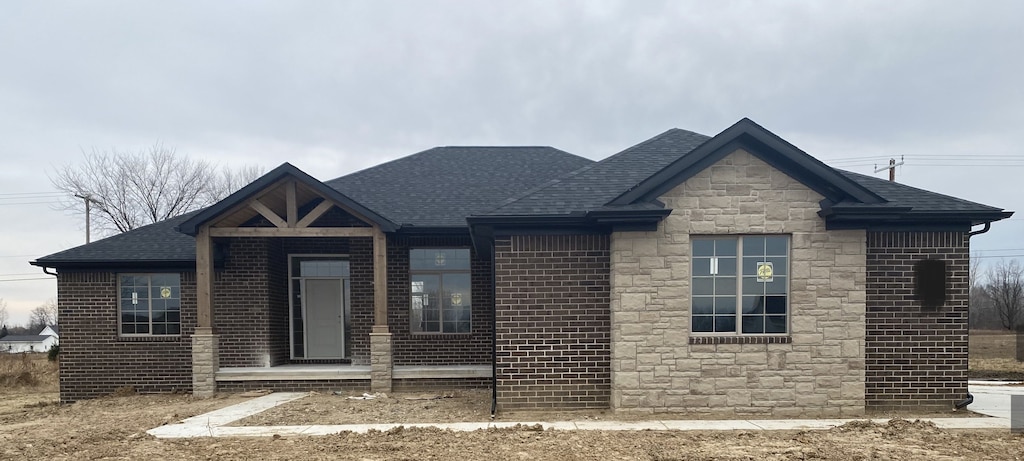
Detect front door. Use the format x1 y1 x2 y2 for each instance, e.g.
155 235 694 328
290 256 349 360
303 278 345 359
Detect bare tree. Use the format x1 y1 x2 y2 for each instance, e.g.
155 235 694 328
51 143 263 236
28 298 58 333
987 259 1024 331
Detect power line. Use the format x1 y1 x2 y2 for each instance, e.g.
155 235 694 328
0 277 53 282
0 191 64 196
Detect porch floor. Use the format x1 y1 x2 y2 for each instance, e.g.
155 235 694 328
215 364 491 382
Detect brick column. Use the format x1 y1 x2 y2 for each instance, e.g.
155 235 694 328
192 328 219 397
370 332 393 393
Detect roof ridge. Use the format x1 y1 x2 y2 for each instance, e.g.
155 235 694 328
325 145 581 184
486 161 601 212
482 129 708 215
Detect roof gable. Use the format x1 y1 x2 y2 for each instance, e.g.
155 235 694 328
176 163 397 236
610 118 884 206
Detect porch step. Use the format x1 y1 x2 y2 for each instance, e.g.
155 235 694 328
216 365 371 381
215 364 491 382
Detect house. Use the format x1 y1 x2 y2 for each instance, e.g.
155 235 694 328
0 325 58 353
32 119 1012 417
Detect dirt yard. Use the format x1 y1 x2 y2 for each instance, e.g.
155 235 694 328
970 330 1024 380
2 351 1023 460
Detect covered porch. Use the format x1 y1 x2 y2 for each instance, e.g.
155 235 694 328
178 164 402 396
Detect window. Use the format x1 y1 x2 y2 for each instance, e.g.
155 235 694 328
410 248 471 333
119 274 181 335
691 236 789 334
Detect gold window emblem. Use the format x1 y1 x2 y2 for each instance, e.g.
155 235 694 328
756 262 774 282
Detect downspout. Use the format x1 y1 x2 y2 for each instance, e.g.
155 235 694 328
957 222 991 410
42 267 58 276
968 222 990 237
490 240 498 418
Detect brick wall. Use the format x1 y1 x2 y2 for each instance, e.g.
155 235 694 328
611 149 867 417
494 234 611 410
865 231 970 410
215 238 273 367
57 272 195 403
388 235 493 365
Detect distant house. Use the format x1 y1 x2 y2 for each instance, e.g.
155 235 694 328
0 325 58 353
33 119 1013 416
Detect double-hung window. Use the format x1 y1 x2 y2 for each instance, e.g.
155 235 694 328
691 236 789 334
410 248 471 334
119 273 181 336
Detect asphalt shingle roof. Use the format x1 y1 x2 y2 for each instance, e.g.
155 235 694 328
33 212 199 266
837 170 1006 213
482 129 711 216
31 126 1011 268
326 146 594 227
0 335 51 342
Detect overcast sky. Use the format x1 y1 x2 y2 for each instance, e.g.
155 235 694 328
1 1 1021 326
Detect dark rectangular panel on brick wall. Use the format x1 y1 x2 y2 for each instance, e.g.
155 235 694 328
57 272 196 403
494 234 611 410
388 234 493 365
865 231 970 411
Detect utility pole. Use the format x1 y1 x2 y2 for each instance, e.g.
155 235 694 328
74 194 104 243
874 156 905 182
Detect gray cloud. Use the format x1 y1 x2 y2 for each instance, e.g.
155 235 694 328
0 0 1020 324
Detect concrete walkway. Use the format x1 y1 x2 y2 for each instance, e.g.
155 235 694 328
147 383 1022 439
968 380 1024 420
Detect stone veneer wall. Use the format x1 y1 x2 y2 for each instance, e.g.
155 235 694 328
864 231 970 410
611 149 867 417
494 234 611 409
57 272 196 403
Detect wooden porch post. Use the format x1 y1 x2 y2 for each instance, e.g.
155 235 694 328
192 226 219 397
370 227 392 392
372 227 389 333
196 226 214 330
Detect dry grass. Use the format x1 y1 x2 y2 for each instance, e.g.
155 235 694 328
969 330 1024 380
0 353 55 388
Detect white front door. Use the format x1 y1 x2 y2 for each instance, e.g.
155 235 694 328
303 278 344 359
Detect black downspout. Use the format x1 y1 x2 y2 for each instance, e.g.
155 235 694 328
490 240 498 418
957 222 990 410
968 222 990 237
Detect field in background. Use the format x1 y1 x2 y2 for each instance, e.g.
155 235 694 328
969 330 1024 380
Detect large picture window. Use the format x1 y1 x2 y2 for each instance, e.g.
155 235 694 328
691 236 789 334
410 248 471 334
119 273 181 336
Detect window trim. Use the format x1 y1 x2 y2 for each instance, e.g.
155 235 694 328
689 235 791 336
409 247 472 335
117 272 182 338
